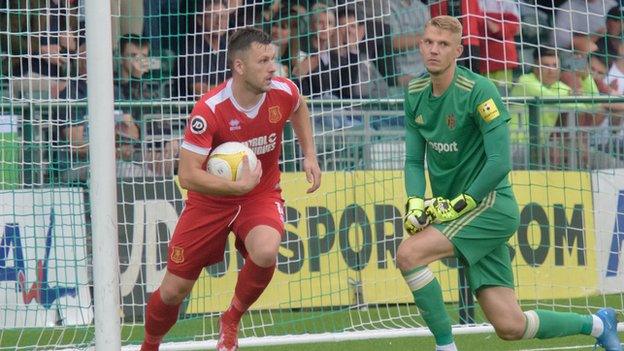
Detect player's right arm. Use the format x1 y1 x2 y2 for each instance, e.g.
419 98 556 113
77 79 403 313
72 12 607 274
403 89 429 234
177 148 261 196
403 90 426 198
178 108 262 197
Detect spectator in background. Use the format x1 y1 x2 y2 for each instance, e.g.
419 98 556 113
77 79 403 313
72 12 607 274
12 0 86 99
40 0 87 76
600 39 624 160
333 5 363 99
508 47 614 169
590 56 614 94
596 6 624 69
336 5 389 98
510 48 574 168
115 34 162 129
334 0 397 84
115 34 161 102
0 0 44 78
359 15 397 86
475 0 520 90
268 6 306 78
386 0 430 86
557 32 623 168
560 33 600 95
605 39 624 94
292 4 346 98
173 0 231 99
551 0 616 50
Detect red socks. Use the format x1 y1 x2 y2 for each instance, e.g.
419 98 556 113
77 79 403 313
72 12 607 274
141 289 181 351
223 259 276 323
141 260 275 350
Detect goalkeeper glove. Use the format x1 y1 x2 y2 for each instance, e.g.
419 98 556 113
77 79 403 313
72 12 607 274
404 197 431 235
427 194 477 223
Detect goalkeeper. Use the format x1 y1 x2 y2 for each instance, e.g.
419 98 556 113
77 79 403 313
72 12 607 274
398 15 621 351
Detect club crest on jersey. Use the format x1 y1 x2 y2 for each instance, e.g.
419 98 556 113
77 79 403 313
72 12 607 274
268 106 282 123
229 119 241 131
446 114 456 130
190 116 207 134
171 246 184 264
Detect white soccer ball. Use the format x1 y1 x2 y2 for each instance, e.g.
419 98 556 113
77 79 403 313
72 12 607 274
207 142 258 181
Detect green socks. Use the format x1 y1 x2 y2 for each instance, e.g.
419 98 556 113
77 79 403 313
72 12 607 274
523 310 593 339
402 270 596 344
402 267 454 346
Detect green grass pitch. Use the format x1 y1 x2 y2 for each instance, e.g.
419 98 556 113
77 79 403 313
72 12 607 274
1 295 622 350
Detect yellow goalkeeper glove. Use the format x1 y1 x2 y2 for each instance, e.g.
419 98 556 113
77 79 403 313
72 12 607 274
404 197 431 235
427 194 477 224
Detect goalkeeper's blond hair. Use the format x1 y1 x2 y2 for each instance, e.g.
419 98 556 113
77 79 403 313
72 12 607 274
425 16 462 44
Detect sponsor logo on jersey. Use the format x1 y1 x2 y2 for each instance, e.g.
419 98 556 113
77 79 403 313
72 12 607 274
243 132 278 155
269 106 282 123
477 98 500 122
415 114 425 125
171 246 185 264
229 119 241 131
428 141 458 153
446 114 456 130
190 116 207 134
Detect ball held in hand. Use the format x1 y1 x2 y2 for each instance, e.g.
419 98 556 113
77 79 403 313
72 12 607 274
207 142 258 181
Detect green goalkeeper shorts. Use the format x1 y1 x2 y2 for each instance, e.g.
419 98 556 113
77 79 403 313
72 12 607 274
432 189 520 294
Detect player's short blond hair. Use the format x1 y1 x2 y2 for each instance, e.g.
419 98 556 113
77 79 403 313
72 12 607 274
425 16 463 40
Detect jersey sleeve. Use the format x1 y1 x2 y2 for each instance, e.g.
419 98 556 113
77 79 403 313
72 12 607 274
403 89 426 198
404 87 416 122
471 79 510 134
280 77 302 114
181 99 217 156
465 121 511 202
465 79 512 201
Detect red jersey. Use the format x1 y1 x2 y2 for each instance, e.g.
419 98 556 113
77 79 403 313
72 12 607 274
181 76 301 205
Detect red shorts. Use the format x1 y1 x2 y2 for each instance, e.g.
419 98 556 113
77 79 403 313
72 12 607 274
167 193 285 280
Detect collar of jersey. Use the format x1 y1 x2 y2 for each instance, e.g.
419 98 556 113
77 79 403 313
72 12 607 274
429 68 459 100
225 79 267 119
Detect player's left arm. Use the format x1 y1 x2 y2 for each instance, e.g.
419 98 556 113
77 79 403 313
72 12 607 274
465 80 512 202
428 80 512 223
290 95 321 193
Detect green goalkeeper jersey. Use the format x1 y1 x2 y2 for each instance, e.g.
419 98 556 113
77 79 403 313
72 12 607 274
404 66 513 202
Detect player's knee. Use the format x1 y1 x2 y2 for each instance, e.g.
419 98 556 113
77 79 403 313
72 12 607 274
159 284 191 305
396 242 423 271
493 321 525 341
249 246 278 267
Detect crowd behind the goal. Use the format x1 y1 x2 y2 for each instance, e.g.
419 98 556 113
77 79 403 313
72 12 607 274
1 0 624 185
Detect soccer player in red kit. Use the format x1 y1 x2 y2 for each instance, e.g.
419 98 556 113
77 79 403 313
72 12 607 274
141 28 321 351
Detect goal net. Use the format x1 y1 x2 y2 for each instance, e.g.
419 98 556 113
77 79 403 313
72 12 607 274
0 0 623 349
